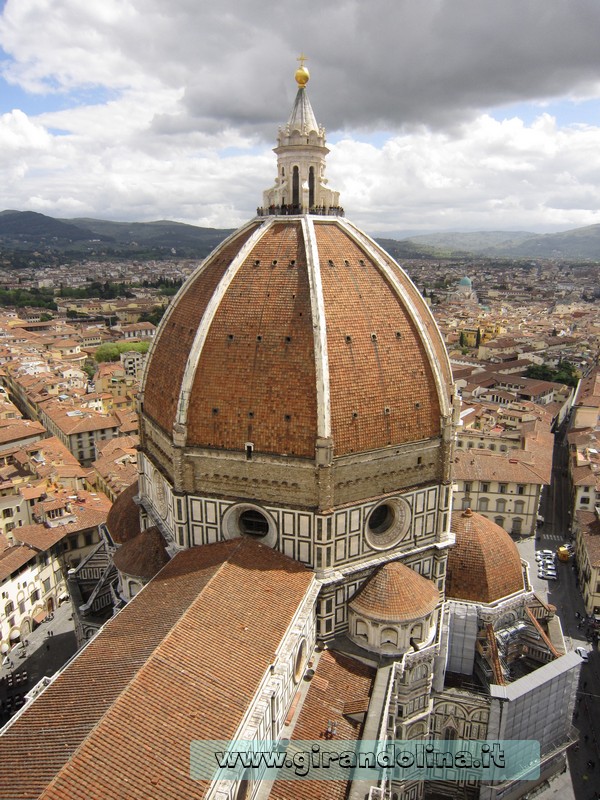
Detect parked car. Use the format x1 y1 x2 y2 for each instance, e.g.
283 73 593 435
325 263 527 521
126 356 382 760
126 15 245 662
575 646 590 662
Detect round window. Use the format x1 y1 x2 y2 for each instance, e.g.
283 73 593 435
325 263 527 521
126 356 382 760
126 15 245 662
239 509 269 537
222 504 278 548
368 503 395 534
365 498 411 551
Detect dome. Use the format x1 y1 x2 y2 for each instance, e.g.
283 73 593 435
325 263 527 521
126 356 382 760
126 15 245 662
447 509 524 603
112 526 170 580
141 218 453 461
106 481 141 545
349 561 439 622
458 276 472 287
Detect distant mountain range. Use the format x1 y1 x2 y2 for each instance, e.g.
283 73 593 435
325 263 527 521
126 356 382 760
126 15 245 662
0 210 234 259
402 226 600 260
1 210 600 262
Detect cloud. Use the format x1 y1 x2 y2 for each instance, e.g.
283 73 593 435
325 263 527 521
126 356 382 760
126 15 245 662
329 114 600 233
1 0 600 233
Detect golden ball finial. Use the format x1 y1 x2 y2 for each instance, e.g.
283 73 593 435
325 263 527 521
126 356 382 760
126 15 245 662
295 53 309 87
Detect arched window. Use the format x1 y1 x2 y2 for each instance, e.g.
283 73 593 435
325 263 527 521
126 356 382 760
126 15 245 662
514 500 525 514
496 499 506 512
381 627 398 649
416 664 428 680
308 166 315 208
478 497 489 512
411 624 424 642
494 516 505 528
512 518 523 535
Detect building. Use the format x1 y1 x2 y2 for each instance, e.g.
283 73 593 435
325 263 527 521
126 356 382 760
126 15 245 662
0 63 579 800
574 509 600 618
38 402 120 465
118 321 156 339
0 538 66 650
453 401 553 537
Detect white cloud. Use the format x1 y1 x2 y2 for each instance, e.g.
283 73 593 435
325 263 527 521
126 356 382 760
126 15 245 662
2 0 600 233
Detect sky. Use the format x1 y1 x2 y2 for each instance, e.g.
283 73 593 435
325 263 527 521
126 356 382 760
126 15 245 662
2 1 600 237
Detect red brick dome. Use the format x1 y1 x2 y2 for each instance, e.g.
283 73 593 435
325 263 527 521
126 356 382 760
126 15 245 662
141 217 453 460
106 482 140 545
447 509 524 603
349 561 439 622
113 526 170 580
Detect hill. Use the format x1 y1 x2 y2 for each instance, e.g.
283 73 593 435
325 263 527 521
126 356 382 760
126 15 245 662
2 210 600 263
406 225 600 260
0 210 105 244
64 217 233 252
0 211 234 259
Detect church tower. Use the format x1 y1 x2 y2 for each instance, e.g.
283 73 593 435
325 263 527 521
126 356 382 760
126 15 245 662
262 56 340 213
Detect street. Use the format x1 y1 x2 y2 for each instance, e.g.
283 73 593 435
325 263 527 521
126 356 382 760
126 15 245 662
515 419 600 799
0 601 78 727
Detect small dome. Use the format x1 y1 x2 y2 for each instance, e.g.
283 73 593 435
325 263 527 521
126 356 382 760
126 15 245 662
113 526 169 581
458 276 472 287
349 561 439 622
106 482 140 545
447 509 524 603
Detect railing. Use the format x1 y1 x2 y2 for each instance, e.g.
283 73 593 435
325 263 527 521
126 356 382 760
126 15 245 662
256 205 345 217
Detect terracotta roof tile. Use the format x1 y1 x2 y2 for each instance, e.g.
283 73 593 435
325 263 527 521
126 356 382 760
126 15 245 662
186 221 317 457
270 650 375 800
106 481 141 544
143 224 259 434
0 538 314 800
142 218 452 460
317 224 444 453
577 510 600 567
447 509 524 603
349 561 439 622
112 526 170 579
0 544 38 581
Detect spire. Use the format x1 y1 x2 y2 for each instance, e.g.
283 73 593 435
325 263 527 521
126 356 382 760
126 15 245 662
261 58 341 216
287 54 319 136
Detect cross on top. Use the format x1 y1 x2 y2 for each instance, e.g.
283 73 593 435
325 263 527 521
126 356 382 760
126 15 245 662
297 53 308 68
